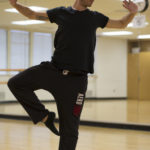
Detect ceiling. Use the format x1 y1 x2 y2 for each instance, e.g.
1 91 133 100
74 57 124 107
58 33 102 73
0 0 150 39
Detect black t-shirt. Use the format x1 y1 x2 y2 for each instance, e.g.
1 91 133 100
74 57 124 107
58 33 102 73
47 6 109 73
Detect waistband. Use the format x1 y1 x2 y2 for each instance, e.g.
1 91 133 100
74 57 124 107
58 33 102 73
51 61 88 76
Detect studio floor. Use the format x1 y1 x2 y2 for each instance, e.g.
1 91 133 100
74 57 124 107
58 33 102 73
0 119 150 150
0 99 150 125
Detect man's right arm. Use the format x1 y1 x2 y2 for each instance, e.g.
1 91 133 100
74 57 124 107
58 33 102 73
9 0 49 21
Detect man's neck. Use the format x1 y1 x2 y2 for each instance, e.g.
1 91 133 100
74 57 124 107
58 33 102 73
72 1 87 11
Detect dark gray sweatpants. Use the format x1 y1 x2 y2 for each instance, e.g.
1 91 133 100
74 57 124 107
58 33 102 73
7 61 88 150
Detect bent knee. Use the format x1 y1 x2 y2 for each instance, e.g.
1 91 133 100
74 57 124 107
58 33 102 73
7 77 18 89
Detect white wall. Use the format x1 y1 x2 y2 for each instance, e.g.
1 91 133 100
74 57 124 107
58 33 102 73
93 36 127 97
0 36 128 101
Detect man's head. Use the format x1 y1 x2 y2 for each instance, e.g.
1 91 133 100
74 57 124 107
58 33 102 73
78 0 94 7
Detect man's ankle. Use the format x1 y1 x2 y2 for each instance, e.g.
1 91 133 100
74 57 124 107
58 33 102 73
42 115 48 123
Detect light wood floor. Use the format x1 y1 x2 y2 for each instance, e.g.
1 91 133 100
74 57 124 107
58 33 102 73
0 119 150 150
1 99 150 125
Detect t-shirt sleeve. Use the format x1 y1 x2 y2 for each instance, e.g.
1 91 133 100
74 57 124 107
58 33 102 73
93 11 109 28
46 7 62 23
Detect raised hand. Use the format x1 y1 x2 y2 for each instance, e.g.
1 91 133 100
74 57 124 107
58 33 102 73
123 0 138 14
9 0 17 7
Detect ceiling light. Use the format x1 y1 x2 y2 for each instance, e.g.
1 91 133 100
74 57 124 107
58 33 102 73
5 8 18 13
120 0 144 2
12 20 46 25
101 31 133 36
128 22 149 28
5 6 48 13
137 34 150 39
29 6 48 11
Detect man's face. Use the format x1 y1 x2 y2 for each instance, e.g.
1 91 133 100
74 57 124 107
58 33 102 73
80 0 94 7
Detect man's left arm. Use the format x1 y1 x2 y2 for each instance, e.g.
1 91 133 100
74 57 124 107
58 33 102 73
106 0 138 29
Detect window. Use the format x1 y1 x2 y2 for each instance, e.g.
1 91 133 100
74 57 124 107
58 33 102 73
0 30 53 75
10 30 29 74
33 32 52 65
0 29 7 75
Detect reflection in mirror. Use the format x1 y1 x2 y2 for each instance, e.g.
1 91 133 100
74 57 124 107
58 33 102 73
0 0 150 127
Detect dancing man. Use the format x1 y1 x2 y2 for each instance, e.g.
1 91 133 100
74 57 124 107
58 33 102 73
8 0 138 149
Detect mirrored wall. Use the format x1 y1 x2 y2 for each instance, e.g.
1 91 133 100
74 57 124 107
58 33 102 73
0 0 150 126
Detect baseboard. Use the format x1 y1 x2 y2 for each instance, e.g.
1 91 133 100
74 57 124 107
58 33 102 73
79 120 150 131
85 97 127 100
0 114 149 132
0 98 127 104
0 100 55 104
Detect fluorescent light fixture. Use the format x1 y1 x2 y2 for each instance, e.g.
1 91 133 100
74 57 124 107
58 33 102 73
133 0 144 2
120 0 144 2
137 34 150 39
5 6 48 13
5 8 18 13
101 31 133 36
12 20 46 25
29 6 48 11
128 22 149 28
